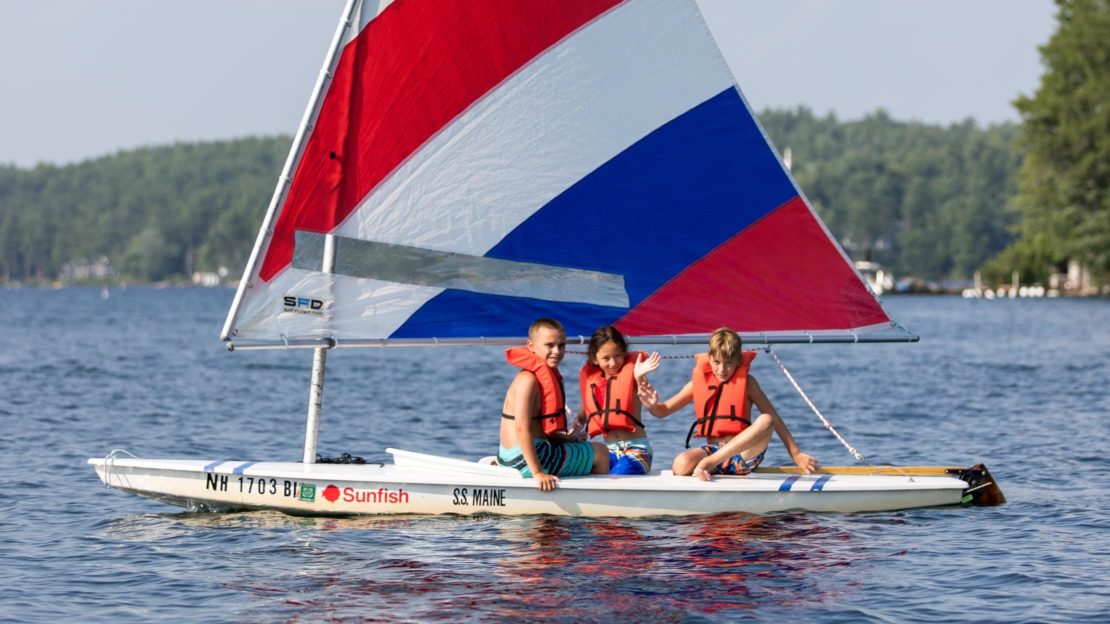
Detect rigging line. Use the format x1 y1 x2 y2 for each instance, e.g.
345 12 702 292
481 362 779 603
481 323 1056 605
761 346 867 464
103 449 139 489
566 350 693 360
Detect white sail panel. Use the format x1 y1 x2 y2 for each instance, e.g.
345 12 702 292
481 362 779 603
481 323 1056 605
230 270 439 342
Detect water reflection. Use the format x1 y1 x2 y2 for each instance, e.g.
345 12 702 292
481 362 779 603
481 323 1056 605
666 513 857 613
90 510 864 620
487 512 862 619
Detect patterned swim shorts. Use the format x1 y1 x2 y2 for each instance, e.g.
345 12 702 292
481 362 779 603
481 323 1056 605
700 445 765 476
606 437 653 475
497 438 595 477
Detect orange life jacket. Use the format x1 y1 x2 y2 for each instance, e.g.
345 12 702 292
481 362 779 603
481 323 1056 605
686 351 757 447
505 347 567 435
578 351 645 438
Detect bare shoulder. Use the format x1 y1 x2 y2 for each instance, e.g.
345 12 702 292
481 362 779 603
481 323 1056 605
507 370 540 402
510 369 538 390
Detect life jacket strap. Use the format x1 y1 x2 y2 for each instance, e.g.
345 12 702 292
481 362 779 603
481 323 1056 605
502 412 556 422
685 414 752 448
586 408 645 428
586 377 644 434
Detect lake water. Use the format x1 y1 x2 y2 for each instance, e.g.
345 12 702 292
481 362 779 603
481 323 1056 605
1 287 1107 622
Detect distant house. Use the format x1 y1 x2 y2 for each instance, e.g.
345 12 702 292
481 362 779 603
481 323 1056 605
60 257 115 282
191 266 229 287
1049 260 1098 295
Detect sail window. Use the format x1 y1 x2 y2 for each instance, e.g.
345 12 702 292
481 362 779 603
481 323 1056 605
292 230 629 307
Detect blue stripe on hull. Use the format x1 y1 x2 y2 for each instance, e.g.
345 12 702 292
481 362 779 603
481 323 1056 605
778 475 802 492
391 88 795 338
811 475 833 491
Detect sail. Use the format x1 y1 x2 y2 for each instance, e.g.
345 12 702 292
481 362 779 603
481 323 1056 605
223 0 906 347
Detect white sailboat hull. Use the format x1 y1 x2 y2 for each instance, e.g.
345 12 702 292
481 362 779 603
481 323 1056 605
88 450 970 517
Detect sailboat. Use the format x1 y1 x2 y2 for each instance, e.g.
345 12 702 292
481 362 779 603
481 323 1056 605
89 0 1003 517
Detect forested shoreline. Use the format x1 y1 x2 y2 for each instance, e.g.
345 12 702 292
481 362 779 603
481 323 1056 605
760 109 1022 282
0 109 1030 287
0 136 289 283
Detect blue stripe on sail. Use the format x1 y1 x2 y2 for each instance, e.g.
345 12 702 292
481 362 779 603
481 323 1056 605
393 291 624 340
392 88 796 338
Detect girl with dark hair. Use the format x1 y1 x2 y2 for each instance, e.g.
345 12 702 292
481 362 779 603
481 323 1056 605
574 325 664 475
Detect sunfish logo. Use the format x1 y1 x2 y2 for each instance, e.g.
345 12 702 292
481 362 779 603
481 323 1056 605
283 295 326 315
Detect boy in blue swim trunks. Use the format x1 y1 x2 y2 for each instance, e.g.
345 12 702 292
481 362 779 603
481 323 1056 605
638 327 819 481
498 318 609 491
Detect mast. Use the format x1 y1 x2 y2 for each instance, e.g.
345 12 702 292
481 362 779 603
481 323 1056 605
303 234 336 465
303 347 328 464
295 1 362 466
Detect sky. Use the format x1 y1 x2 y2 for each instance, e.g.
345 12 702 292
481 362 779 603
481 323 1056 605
0 0 1056 168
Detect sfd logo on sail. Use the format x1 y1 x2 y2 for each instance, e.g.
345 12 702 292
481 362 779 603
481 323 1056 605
283 295 325 315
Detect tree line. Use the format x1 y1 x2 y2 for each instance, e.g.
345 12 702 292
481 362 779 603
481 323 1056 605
988 0 1109 287
0 112 1026 285
0 137 289 282
760 108 1022 282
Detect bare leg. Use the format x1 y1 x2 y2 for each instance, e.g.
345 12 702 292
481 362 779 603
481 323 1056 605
726 414 774 461
590 442 610 474
694 414 774 480
672 448 709 476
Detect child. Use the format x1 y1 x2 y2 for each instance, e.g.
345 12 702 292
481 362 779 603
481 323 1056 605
638 327 818 480
574 325 664 475
498 318 610 491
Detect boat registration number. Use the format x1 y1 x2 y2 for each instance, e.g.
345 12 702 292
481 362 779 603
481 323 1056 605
204 473 305 499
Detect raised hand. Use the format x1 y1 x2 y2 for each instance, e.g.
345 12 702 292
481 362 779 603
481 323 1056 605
633 351 660 382
637 381 660 410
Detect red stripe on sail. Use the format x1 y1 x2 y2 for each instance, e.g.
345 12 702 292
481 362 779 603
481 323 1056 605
258 0 622 282
615 196 889 335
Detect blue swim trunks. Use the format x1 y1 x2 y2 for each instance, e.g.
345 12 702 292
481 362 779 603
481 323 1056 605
497 438 595 477
606 437 653 475
700 444 765 476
